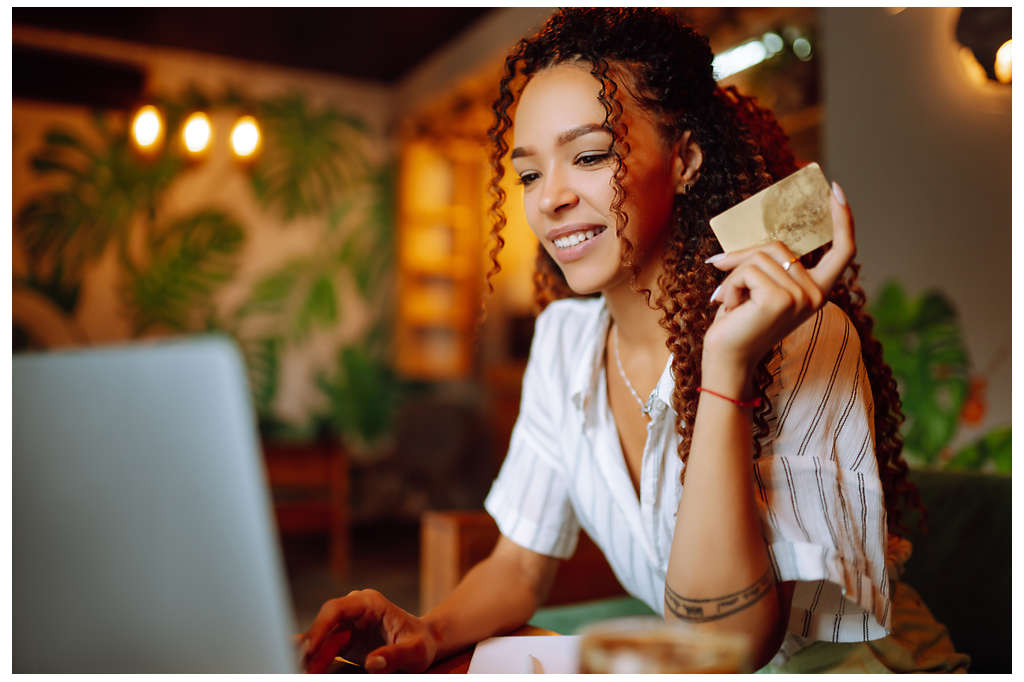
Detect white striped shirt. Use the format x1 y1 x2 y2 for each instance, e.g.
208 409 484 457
484 296 893 663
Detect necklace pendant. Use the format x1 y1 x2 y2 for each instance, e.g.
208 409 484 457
643 391 656 418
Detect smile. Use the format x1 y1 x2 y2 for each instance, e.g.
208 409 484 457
553 226 607 249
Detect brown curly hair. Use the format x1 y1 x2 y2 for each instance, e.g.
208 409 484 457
485 8 921 535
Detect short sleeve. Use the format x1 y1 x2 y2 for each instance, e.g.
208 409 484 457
484 307 581 559
753 303 893 647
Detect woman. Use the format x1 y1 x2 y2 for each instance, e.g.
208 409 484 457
301 9 964 673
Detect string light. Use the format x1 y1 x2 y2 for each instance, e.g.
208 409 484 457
994 39 1012 84
131 105 163 150
231 115 261 158
182 112 212 154
793 37 813 61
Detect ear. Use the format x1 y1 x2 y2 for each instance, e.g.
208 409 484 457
671 130 703 194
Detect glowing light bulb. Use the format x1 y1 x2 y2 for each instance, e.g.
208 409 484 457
132 105 162 149
762 32 784 56
713 39 769 80
182 112 212 154
231 116 260 158
995 39 1012 84
793 37 813 61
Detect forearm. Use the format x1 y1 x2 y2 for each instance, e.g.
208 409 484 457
664 359 786 667
422 542 552 661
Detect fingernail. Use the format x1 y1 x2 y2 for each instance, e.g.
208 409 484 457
832 181 847 206
704 253 725 264
366 656 386 672
710 284 722 303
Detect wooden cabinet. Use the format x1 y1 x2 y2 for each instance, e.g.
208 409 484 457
262 440 350 575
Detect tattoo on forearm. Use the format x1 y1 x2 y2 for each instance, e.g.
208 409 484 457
664 569 774 622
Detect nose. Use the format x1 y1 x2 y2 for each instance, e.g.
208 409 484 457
538 169 579 216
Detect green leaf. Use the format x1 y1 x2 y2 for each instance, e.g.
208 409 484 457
869 280 971 462
295 275 337 335
949 427 1011 472
248 93 374 221
242 265 303 315
239 336 282 414
121 210 245 333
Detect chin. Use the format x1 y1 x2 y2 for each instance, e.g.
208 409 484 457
559 264 624 296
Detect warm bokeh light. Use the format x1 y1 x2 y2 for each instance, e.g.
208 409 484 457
762 32 784 56
885 7 906 15
994 39 1012 83
231 116 261 158
713 39 768 80
959 46 988 85
793 37 813 61
182 112 212 154
132 105 163 150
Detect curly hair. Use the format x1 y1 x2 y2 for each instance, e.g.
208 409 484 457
486 8 921 535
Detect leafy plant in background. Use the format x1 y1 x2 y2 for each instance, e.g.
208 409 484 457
869 280 1010 473
15 87 405 456
16 109 244 335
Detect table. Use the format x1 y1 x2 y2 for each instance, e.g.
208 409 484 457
426 626 558 674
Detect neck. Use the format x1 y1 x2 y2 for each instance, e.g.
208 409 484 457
603 259 670 358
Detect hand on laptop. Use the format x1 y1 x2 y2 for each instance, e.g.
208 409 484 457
301 589 439 673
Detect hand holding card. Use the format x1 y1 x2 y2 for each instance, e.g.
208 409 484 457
709 162 833 256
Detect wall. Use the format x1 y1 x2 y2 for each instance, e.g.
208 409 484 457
821 7 1011 446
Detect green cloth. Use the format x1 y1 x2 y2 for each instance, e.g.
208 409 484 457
529 596 656 634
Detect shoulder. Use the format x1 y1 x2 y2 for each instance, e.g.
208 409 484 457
778 301 862 368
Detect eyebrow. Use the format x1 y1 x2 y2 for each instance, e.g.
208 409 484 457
510 123 609 160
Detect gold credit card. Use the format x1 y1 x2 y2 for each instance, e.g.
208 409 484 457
709 162 833 257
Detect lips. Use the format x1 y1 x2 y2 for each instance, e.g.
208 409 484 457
545 223 609 264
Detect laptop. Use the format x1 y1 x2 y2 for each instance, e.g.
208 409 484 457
14 335 300 673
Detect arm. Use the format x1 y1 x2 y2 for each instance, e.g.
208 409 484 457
664 356 794 670
423 535 560 661
663 182 854 669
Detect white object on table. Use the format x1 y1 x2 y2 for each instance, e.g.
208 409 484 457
467 635 581 674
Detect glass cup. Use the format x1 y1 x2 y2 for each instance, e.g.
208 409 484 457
577 616 753 673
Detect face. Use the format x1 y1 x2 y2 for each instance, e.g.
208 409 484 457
511 62 692 295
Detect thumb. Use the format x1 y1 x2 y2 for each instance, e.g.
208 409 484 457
365 638 431 674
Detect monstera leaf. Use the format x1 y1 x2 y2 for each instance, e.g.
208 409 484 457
249 93 372 221
122 210 244 333
869 281 970 464
18 118 183 280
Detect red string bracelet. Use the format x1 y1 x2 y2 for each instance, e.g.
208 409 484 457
697 386 762 408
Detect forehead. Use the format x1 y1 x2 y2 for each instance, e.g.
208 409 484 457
513 63 606 145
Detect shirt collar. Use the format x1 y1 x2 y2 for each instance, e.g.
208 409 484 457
568 296 676 417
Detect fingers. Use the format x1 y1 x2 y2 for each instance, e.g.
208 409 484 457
712 258 796 317
304 627 353 674
711 245 821 315
303 590 383 660
365 637 432 674
808 181 855 294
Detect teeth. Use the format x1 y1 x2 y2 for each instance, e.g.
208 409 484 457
554 226 605 249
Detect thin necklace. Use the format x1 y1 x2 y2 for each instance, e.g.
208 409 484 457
613 324 656 418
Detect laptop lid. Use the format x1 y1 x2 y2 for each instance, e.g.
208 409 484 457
14 335 299 673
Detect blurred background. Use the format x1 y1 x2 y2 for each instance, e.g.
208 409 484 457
12 7 1011 629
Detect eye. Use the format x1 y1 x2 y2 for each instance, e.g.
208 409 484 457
517 171 540 186
576 151 611 167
